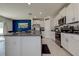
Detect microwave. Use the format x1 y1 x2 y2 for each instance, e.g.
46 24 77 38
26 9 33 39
58 16 66 26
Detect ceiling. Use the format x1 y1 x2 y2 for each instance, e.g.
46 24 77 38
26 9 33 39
0 3 68 19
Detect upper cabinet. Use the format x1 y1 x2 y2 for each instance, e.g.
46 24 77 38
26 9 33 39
66 4 74 23
73 4 78 21
66 4 79 23
54 7 66 26
74 4 79 21
53 3 79 26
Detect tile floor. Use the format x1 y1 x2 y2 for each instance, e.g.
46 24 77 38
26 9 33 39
42 38 71 56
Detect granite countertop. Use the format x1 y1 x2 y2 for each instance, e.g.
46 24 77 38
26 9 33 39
0 30 41 36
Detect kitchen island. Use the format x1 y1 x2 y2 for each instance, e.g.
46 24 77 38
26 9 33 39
4 30 41 56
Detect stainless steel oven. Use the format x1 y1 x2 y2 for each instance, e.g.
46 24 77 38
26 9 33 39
55 26 62 47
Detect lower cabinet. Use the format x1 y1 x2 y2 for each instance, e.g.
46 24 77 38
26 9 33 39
61 33 69 51
68 35 79 56
5 36 41 56
5 36 21 56
21 36 41 56
61 33 79 56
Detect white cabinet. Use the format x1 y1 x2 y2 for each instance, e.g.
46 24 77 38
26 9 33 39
54 3 79 25
75 4 79 21
72 4 78 22
66 4 74 23
21 36 41 56
5 36 21 56
5 36 41 56
68 34 79 56
66 4 79 23
61 33 69 50
54 7 66 26
61 33 79 56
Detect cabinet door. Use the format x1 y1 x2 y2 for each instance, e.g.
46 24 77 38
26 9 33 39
61 33 68 50
68 35 79 56
72 4 78 22
21 36 41 56
66 4 74 23
5 36 21 56
76 4 79 21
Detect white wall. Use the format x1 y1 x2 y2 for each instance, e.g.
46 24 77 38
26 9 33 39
44 17 51 39
50 16 59 30
50 17 55 30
